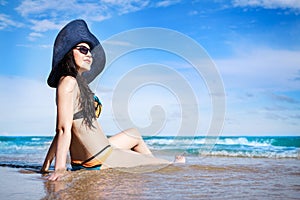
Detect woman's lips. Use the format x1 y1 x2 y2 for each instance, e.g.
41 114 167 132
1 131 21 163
84 59 91 64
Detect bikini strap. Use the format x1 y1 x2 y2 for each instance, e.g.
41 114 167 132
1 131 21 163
73 110 84 120
80 145 111 166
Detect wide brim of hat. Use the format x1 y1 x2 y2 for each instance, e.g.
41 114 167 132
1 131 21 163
47 19 105 88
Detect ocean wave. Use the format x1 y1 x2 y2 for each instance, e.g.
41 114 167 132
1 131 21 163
218 137 271 147
198 149 300 159
0 136 299 161
145 136 300 148
145 136 300 159
151 146 300 159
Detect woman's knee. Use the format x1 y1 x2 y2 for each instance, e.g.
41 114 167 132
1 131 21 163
124 128 142 139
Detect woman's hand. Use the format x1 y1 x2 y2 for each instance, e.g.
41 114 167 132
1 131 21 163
47 168 66 181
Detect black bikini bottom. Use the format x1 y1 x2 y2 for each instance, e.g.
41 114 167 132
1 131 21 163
71 145 111 170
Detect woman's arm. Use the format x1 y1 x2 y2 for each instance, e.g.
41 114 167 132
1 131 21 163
41 134 58 173
47 76 75 181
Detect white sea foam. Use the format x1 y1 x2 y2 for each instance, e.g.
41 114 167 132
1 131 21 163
0 136 299 162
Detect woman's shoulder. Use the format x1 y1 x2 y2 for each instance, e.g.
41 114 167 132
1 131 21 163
58 76 77 93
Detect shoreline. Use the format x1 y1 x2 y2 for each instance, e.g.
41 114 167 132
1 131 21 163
0 156 299 200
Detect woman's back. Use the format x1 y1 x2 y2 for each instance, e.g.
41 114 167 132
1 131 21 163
70 83 110 164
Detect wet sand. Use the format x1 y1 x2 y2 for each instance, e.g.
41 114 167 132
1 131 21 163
0 167 45 200
0 157 300 200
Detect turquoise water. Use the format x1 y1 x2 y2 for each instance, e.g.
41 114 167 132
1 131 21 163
0 136 299 169
0 136 299 200
145 136 300 158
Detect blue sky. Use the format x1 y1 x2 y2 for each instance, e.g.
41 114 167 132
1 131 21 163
0 0 299 136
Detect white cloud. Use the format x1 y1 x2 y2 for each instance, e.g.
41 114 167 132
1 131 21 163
155 0 181 8
232 0 300 10
0 14 23 30
0 76 55 135
15 0 151 22
15 43 52 49
28 32 43 41
12 0 183 34
214 47 300 135
29 19 64 32
215 47 300 91
101 0 150 14
14 0 110 33
15 0 76 17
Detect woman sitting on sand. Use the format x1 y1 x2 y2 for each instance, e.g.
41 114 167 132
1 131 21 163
41 19 184 181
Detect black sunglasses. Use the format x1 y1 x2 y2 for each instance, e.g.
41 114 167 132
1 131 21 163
74 45 91 55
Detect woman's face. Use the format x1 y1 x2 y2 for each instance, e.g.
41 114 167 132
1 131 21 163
73 42 93 73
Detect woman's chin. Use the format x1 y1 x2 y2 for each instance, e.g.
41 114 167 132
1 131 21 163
79 66 91 73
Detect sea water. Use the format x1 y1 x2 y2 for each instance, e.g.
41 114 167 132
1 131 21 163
0 136 299 199
0 136 299 169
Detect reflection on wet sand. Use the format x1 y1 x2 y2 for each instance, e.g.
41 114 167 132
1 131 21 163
42 168 148 200
40 158 300 200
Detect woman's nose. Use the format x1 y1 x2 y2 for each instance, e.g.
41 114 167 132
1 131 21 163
87 50 92 58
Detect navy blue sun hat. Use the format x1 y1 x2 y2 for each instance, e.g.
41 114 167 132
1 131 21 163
47 19 106 88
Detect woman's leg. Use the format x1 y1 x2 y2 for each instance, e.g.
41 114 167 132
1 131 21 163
107 127 186 169
102 148 170 170
108 128 153 155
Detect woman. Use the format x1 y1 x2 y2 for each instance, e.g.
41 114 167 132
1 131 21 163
41 19 183 181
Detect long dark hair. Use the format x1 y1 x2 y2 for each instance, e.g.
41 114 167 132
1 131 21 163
57 50 96 129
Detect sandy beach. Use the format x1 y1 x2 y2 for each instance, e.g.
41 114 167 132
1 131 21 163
0 156 299 200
